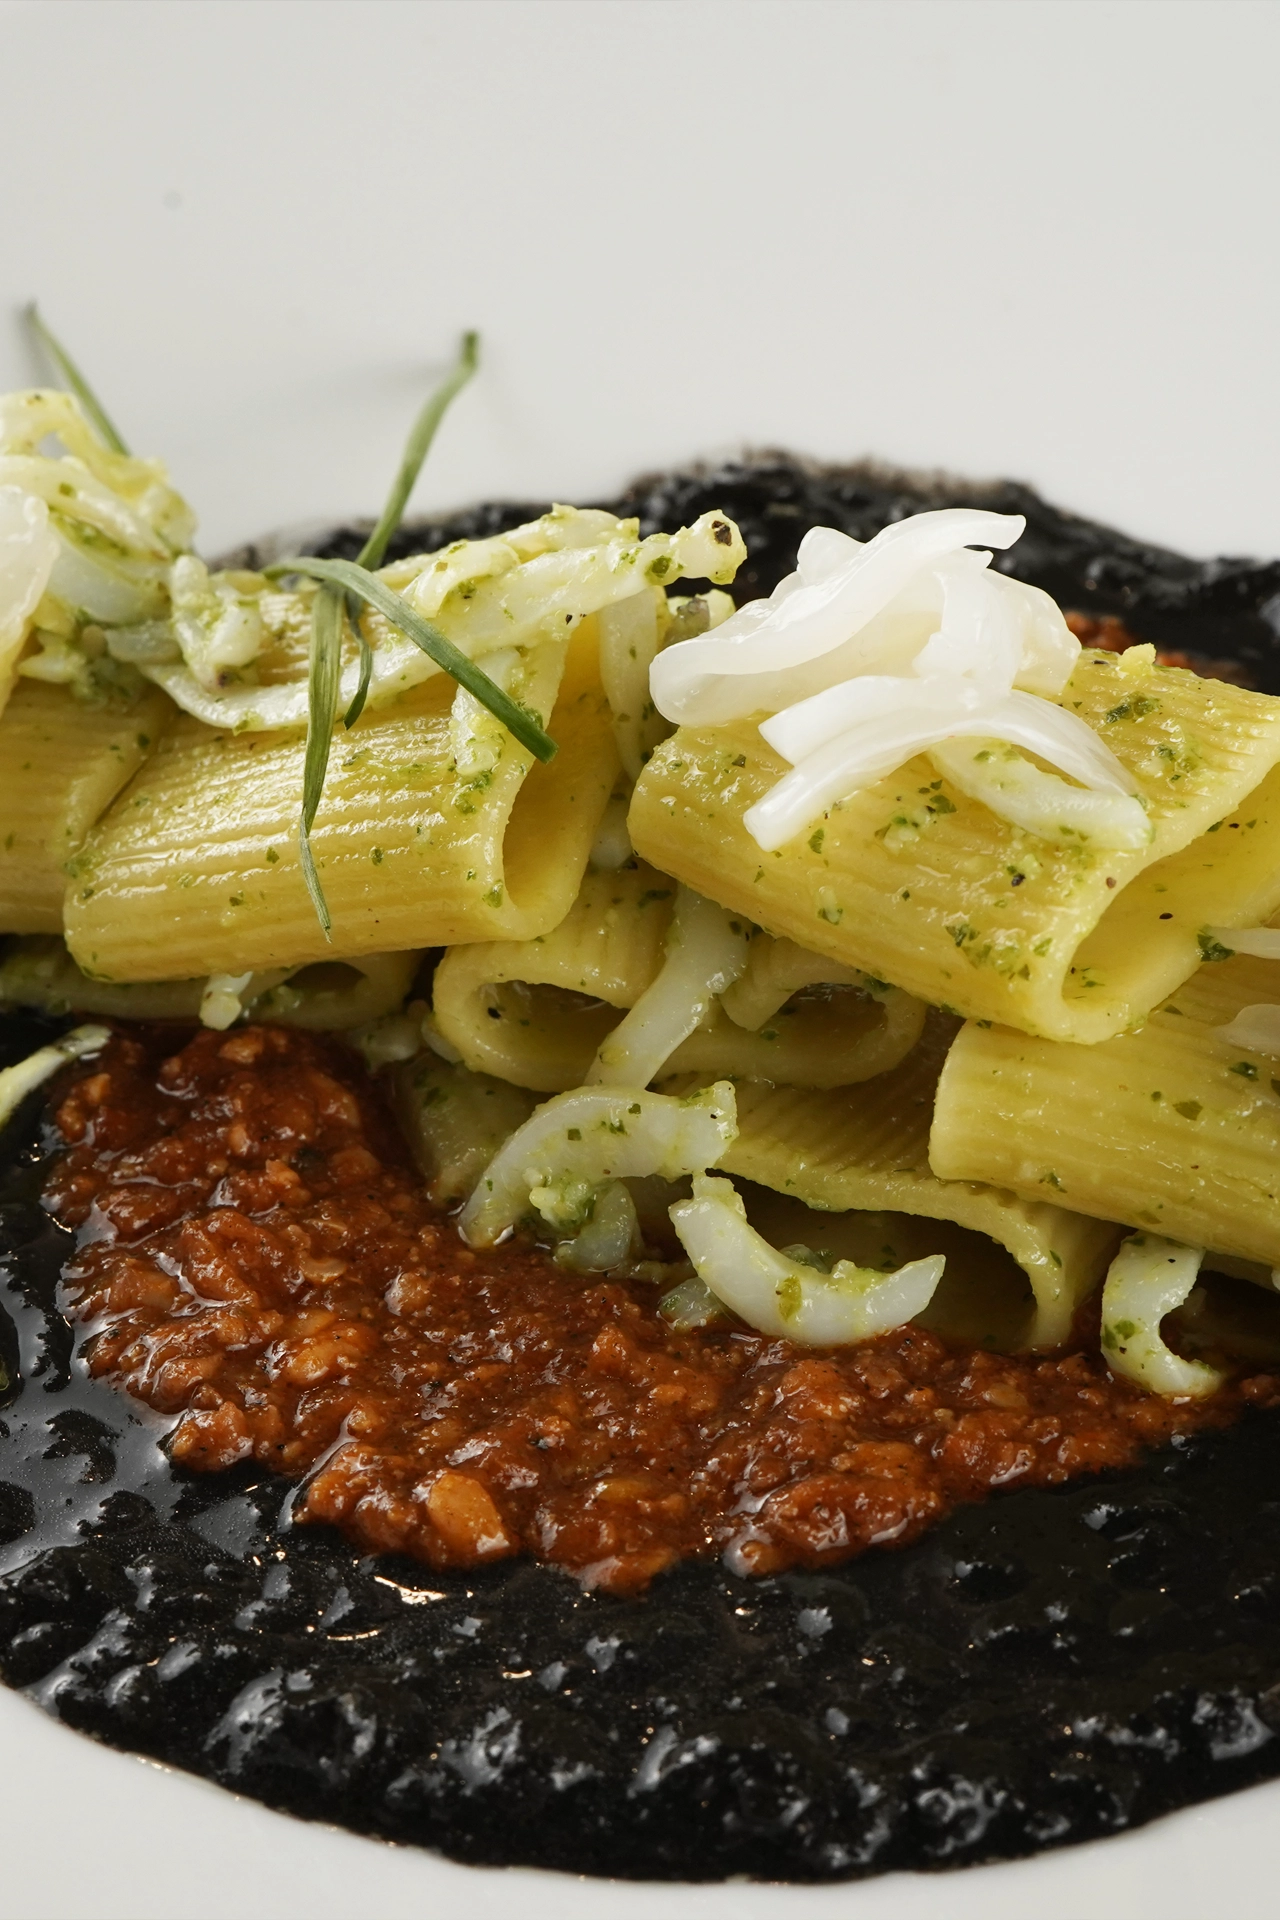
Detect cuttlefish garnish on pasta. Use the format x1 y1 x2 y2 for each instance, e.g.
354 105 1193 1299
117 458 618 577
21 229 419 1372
633 515 1280 1042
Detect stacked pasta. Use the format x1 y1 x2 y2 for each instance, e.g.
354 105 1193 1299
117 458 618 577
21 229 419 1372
4 386 1280 1397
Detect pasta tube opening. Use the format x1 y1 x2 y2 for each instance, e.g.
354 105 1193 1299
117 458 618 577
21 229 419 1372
0 680 172 934
62 628 618 981
0 936 421 1032
431 861 925 1094
670 1012 1120 1352
630 651 1280 1046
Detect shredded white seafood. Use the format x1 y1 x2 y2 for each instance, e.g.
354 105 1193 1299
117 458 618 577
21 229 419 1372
0 1025 110 1133
143 506 745 732
0 487 58 701
1216 1004 1280 1054
650 508 1147 851
1204 925 1280 960
1100 1233 1223 1397
1202 926 1280 1054
0 391 194 709
929 737 1152 849
459 1081 737 1247
0 415 747 744
669 1173 945 1344
586 887 749 1088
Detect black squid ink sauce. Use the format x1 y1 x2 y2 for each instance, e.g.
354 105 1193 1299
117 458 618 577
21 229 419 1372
4 457 1280 1880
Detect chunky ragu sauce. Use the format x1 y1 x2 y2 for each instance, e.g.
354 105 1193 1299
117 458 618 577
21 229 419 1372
43 1025 1278 1595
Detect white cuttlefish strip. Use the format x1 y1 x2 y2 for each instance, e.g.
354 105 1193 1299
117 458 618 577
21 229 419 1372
670 1173 944 1344
651 503 1145 852
0 1026 110 1133
746 690 1143 853
650 508 1027 726
1205 927 1280 1056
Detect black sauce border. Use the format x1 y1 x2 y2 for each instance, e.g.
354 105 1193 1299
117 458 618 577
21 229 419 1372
3 459 1280 1880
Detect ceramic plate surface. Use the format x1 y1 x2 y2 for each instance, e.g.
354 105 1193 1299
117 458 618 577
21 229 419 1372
1 3 1278 1914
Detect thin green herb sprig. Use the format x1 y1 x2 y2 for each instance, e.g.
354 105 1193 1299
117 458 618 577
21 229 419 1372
297 583 347 933
270 555 557 766
341 330 479 729
270 331 553 934
272 557 557 933
25 303 131 454
358 330 479 574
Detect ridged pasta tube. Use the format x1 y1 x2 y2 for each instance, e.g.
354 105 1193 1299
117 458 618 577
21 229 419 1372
631 649 1280 1045
431 863 925 1093
669 1012 1120 1351
931 950 1280 1271
63 628 618 979
0 937 420 1033
0 680 173 933
670 1173 944 1344
459 1080 737 1247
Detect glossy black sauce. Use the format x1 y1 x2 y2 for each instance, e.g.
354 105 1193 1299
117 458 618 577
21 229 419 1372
5 460 1280 1879
304 450 1280 690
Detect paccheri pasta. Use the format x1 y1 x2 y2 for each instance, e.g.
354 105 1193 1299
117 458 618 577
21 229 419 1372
7 373 1280 1888
931 948 1280 1273
4 367 1280 1412
629 650 1280 1046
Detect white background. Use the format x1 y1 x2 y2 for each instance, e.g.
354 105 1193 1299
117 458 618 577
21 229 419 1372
1 0 1278 561
1 2 1279 1916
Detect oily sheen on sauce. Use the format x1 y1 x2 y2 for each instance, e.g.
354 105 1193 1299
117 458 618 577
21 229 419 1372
8 457 1280 1881
45 1024 1274 1594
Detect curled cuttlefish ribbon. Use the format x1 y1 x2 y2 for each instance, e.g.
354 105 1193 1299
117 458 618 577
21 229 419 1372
650 508 1150 852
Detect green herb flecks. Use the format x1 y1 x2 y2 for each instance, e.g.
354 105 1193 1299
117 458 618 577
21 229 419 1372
270 557 556 765
25 303 130 454
268 335 554 931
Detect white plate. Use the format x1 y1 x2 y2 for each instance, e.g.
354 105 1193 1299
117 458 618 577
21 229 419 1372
1 2 1278 1914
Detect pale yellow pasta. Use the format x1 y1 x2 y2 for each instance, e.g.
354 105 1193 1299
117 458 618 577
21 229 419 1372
391 1053 539 1206
64 629 618 982
0 935 420 1031
931 949 1280 1271
630 650 1280 1044
0 679 172 933
671 1013 1120 1351
431 861 925 1093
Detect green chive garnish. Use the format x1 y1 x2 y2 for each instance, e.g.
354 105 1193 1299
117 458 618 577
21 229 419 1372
270 548 556 936
356 331 479 572
25 303 131 455
341 331 479 729
267 556 557 766
298 584 346 934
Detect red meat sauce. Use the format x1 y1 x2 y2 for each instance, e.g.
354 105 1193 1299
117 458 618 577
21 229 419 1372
43 1024 1278 1596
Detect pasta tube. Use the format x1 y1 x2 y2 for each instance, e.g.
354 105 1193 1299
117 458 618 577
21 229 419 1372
931 949 1280 1270
431 862 925 1093
0 679 172 932
674 1013 1120 1351
630 649 1280 1045
0 936 419 1032
63 627 618 981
